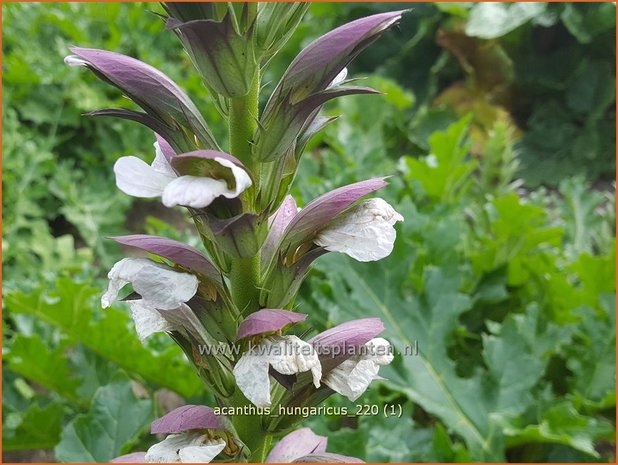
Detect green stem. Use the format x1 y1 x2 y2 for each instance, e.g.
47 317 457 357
230 390 271 462
229 254 261 314
228 67 266 460
228 69 262 314
229 70 260 173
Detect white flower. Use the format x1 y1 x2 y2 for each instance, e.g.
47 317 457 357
128 300 174 342
114 142 252 208
233 335 322 408
101 258 198 310
314 198 403 262
322 337 394 401
145 432 226 463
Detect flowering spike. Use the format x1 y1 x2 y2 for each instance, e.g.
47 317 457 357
72 8 409 460
237 309 307 340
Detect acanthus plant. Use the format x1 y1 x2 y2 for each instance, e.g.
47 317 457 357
66 3 406 463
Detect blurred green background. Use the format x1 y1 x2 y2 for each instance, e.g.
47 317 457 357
2 2 616 463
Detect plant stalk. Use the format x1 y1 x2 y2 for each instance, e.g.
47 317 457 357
228 69 265 461
228 70 262 314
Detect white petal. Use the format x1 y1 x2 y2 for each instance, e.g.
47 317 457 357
364 337 394 365
114 156 174 198
145 433 224 463
233 350 272 407
178 439 226 463
128 300 173 341
152 141 177 177
214 157 252 198
101 258 198 310
314 198 403 262
146 433 189 462
323 358 379 402
101 258 144 308
330 68 348 87
161 176 229 208
232 336 323 407
64 55 87 67
266 336 322 388
322 337 394 402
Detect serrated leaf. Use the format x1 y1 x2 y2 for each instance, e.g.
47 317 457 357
504 401 614 457
4 334 81 403
310 253 504 460
309 240 556 460
5 278 203 398
2 401 65 451
55 373 153 463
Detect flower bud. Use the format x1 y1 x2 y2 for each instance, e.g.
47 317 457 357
65 47 218 152
167 16 258 98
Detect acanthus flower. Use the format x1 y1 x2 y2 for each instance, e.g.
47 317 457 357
233 310 320 407
321 337 394 401
311 319 394 401
114 141 251 209
101 257 198 341
261 179 403 308
314 198 404 262
265 427 363 463
112 405 238 463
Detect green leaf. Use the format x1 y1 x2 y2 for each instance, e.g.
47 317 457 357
310 252 507 460
5 278 203 398
4 334 81 403
304 391 438 462
3 401 65 451
470 193 563 286
55 372 153 463
466 3 547 39
504 401 614 457
402 117 477 204
564 299 616 403
566 59 615 120
561 3 616 44
558 177 613 257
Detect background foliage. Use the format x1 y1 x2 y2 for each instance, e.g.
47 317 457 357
2 2 615 463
